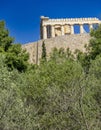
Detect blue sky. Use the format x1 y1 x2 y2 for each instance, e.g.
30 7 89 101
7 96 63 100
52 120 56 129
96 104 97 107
0 0 101 44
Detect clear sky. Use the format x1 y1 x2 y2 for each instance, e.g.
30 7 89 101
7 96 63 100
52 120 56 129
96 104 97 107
0 0 101 44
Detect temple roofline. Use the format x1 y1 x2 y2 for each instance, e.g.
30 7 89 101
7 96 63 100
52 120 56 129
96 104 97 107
40 16 101 39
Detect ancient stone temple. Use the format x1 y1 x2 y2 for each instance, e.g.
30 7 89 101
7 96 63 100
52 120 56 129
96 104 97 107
40 16 101 39
22 16 101 64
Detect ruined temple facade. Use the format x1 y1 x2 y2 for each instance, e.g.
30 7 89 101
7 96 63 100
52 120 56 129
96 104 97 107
40 16 101 39
22 16 101 64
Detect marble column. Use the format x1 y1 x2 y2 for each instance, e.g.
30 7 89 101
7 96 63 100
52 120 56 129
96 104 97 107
61 25 64 36
89 24 93 31
71 24 74 34
51 25 55 38
80 24 84 34
43 25 47 39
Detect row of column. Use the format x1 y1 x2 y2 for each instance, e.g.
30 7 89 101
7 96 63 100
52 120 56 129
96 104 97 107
43 24 93 39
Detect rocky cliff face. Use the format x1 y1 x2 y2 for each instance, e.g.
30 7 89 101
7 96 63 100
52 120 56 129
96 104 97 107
22 34 91 64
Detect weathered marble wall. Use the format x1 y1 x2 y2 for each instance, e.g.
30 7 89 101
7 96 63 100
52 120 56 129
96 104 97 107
22 34 91 64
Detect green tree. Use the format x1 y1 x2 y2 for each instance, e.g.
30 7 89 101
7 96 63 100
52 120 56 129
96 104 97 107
0 21 14 52
23 50 100 130
0 20 29 72
50 47 74 63
76 24 101 72
41 41 46 61
0 54 34 130
88 55 101 108
89 24 101 59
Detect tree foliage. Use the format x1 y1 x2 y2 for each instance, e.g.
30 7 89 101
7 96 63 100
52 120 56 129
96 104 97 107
0 20 29 72
0 51 100 129
41 41 46 61
89 24 101 59
76 24 101 72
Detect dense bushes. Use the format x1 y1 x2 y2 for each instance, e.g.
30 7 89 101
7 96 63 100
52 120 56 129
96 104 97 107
0 53 101 130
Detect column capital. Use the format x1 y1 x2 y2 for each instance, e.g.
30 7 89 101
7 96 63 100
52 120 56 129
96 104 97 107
43 25 47 27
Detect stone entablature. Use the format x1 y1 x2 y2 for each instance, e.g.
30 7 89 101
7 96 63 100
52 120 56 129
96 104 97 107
40 16 101 39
